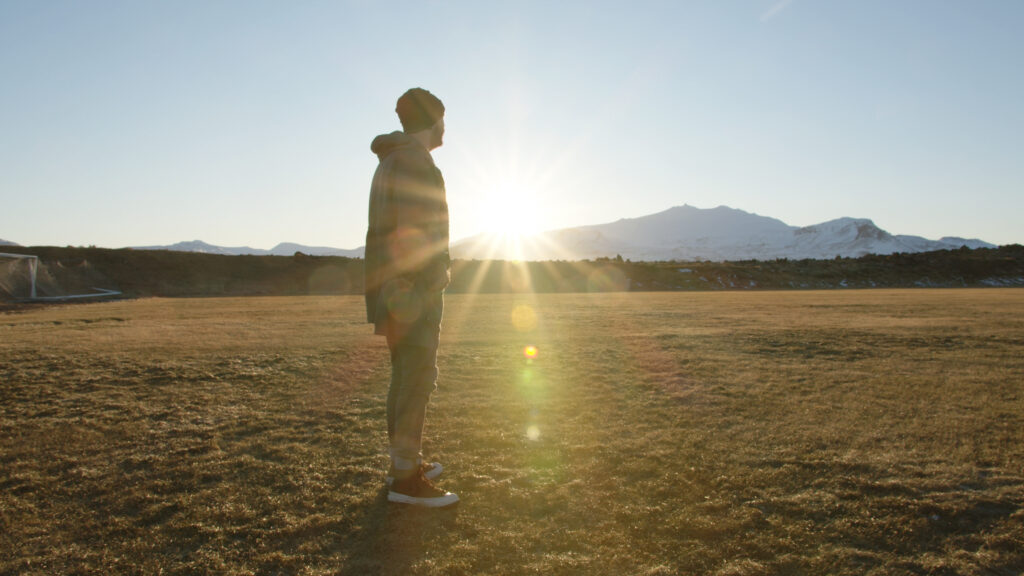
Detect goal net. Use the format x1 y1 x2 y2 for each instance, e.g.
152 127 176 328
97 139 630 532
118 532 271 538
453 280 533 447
0 253 38 301
0 253 121 302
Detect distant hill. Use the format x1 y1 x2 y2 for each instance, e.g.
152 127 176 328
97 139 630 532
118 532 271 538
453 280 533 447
7 203 1002 263
452 205 996 262
268 242 364 258
0 239 20 247
133 240 364 258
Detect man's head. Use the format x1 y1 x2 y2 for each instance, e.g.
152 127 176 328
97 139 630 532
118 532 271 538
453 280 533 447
396 88 445 147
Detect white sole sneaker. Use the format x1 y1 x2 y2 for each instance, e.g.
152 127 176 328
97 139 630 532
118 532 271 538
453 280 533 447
387 489 460 508
386 462 442 486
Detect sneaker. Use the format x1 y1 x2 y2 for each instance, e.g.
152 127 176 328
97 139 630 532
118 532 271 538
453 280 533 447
386 462 442 486
388 470 459 508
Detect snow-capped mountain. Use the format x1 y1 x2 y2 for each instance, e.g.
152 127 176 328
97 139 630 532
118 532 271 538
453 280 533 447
126 205 995 262
451 205 996 262
133 240 364 258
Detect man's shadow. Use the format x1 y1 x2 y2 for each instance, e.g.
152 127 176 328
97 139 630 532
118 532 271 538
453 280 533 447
340 484 461 574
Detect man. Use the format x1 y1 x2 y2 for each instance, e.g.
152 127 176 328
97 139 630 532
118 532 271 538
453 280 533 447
365 88 458 507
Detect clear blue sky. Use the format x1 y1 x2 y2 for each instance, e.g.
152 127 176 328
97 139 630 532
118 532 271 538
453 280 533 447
2 1 1022 249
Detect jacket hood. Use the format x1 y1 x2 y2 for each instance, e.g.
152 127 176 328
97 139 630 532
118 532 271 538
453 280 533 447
370 131 420 160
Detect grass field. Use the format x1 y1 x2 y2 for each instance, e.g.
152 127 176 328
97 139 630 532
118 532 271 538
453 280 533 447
2 289 1023 575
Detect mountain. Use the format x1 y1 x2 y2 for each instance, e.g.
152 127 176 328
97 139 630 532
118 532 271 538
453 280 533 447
0 239 20 247
451 205 996 262
133 240 259 255
133 240 364 258
267 242 364 258
126 205 995 262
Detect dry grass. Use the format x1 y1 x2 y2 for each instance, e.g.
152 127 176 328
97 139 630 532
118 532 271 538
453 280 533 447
1 290 1022 575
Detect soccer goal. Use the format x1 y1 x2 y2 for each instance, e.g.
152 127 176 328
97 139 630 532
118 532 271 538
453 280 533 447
0 252 121 302
0 252 39 300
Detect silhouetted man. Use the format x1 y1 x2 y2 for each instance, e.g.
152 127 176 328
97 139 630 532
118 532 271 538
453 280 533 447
365 88 457 507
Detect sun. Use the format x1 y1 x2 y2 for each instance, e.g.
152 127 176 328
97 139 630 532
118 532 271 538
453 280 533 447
483 181 543 239
454 139 565 261
471 181 548 261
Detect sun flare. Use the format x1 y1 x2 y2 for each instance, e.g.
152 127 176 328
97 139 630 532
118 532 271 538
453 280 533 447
482 182 543 239
458 144 569 261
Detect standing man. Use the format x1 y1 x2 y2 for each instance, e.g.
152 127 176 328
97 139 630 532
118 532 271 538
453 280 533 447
365 88 458 507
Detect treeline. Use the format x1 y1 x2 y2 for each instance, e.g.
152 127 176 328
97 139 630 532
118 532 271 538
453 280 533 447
1 247 363 299
452 245 1024 292
2 244 1023 301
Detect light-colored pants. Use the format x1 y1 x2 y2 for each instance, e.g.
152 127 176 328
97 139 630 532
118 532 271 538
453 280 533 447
386 338 438 475
384 289 443 477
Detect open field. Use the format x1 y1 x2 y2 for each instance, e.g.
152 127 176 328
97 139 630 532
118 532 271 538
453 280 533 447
2 290 1023 575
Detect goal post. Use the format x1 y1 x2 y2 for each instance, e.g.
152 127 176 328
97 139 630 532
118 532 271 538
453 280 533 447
0 252 38 300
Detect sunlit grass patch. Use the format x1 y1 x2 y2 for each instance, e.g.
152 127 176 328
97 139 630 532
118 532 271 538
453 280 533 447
2 290 1023 575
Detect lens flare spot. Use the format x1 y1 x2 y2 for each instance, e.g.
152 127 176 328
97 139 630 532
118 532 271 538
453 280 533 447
511 304 538 332
526 426 541 441
521 367 534 384
524 345 539 359
385 283 422 324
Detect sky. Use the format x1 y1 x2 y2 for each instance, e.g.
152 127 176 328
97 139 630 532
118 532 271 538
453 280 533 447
1 0 1022 249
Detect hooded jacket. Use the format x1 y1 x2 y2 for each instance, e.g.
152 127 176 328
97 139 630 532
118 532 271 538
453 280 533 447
365 131 450 339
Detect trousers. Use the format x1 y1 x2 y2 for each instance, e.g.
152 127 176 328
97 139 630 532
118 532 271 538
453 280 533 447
384 290 442 474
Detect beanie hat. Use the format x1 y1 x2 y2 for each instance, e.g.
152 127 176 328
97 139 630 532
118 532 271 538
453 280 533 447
396 88 445 133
